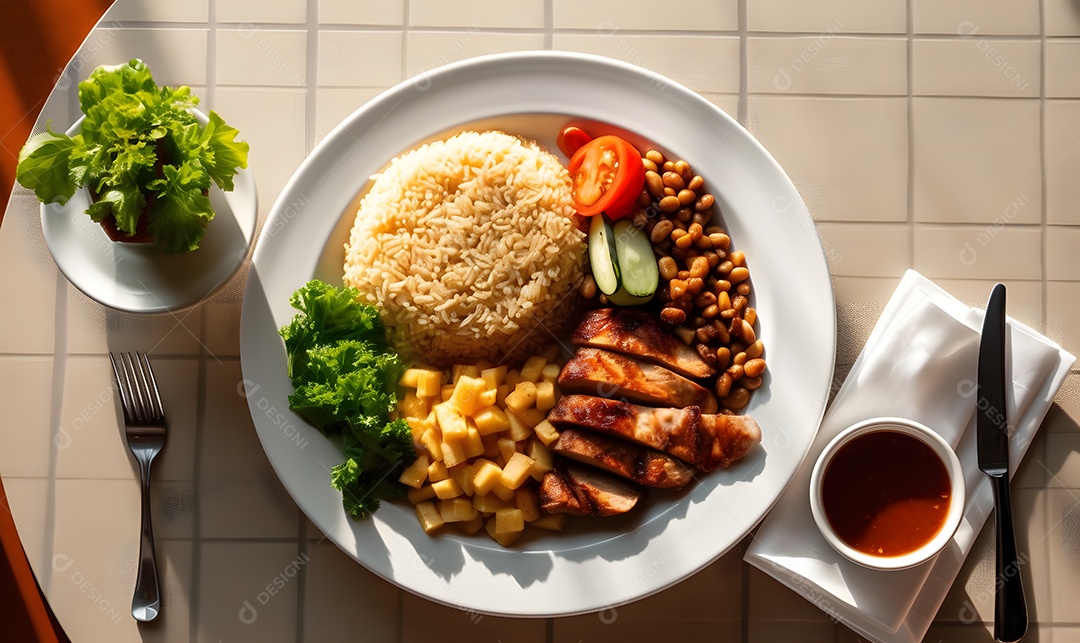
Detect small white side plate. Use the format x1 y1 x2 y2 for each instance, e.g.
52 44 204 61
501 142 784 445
40 109 257 314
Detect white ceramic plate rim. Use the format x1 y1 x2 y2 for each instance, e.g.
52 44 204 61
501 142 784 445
40 108 258 314
240 51 836 617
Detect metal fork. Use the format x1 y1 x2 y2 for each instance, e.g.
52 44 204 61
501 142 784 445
109 352 167 623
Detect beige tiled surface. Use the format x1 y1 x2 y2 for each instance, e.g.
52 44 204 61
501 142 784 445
3 0 1080 641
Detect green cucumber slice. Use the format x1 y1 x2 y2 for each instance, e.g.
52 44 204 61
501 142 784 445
612 219 659 298
588 214 620 295
607 287 654 306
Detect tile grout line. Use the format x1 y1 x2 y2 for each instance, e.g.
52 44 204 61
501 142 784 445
906 0 915 270
41 273 67 594
396 6 410 643
1039 0 1049 337
737 0 748 126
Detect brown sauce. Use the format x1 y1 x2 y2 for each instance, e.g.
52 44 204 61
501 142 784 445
822 430 951 557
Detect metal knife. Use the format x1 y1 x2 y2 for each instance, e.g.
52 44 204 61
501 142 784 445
977 283 1027 643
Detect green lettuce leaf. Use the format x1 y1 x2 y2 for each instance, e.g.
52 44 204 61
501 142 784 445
145 160 213 253
15 123 78 205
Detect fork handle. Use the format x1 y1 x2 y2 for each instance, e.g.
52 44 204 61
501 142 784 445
133 457 161 622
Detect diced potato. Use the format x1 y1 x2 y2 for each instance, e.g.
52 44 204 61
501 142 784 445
481 433 501 458
540 344 561 363
489 479 516 502
415 369 443 398
400 366 438 388
504 369 522 389
449 376 488 415
472 460 503 495
415 501 444 533
456 515 485 535
500 452 536 490
432 477 464 499
519 356 547 383
451 364 481 383
434 403 468 442
476 388 497 408
495 507 525 534
481 365 507 389
497 437 518 463
473 491 508 514
505 381 537 413
533 420 560 446
407 484 436 505
515 488 541 522
440 384 455 401
472 405 510 436
438 497 478 523
541 362 561 383
495 384 510 406
535 381 557 413
463 426 485 459
420 428 442 460
512 407 546 430
400 391 429 420
506 411 534 442
406 412 436 440
449 462 475 496
531 514 570 531
427 460 449 483
485 516 521 546
528 440 555 480
398 453 430 488
440 438 468 468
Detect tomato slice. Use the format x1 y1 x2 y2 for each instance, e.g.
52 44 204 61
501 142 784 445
557 126 592 157
566 135 645 220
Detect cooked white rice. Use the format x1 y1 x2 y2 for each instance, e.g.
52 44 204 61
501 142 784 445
343 130 586 365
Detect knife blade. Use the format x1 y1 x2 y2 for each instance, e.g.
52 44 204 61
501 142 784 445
976 283 1027 643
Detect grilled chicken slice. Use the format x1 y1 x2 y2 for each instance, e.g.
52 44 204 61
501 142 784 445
571 308 715 379
551 428 694 489
558 348 718 413
548 395 761 472
540 461 643 517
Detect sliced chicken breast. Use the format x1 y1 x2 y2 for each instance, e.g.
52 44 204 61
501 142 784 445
558 347 718 413
551 427 695 489
571 308 715 379
539 462 642 517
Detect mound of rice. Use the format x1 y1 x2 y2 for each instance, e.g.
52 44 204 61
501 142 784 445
343 130 586 366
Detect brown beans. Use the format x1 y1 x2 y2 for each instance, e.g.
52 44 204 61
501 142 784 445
716 291 731 310
579 274 597 299
688 256 710 279
696 323 718 343
729 267 750 284
744 358 766 378
659 196 681 213
745 340 764 359
695 193 715 211
740 319 757 344
688 175 704 191
726 363 744 380
645 171 665 198
662 172 685 191
732 351 747 366
721 387 750 410
645 149 665 165
714 346 731 370
744 307 757 326
651 220 674 244
709 233 730 250
686 277 704 295
676 208 693 223
715 373 733 398
694 291 717 308
668 278 688 299
674 233 694 250
729 250 745 267
736 282 751 296
696 343 718 365
717 260 733 275
678 189 696 206
642 158 658 173
660 307 687 324
687 222 703 241
658 256 678 280
743 376 763 390
674 160 691 179
702 304 720 318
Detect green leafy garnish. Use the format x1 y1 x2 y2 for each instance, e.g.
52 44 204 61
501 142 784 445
15 59 249 253
280 280 414 519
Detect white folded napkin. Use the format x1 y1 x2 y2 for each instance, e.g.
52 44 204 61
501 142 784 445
745 270 1075 643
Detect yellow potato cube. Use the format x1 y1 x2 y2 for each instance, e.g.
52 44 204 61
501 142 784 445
463 425 485 459
407 484 436 505
398 453 430 488
495 384 510 406
473 491 508 514
500 452 536 490
451 364 481 384
504 381 537 413
515 488 541 522
476 388 497 408
512 407 546 430
497 437 518 464
399 367 435 388
535 381 557 413
528 440 555 481
427 460 449 483
485 516 521 546
541 362 562 383
400 391 429 420
449 462 475 496
440 438 468 468
420 428 442 460
438 497 478 523
489 479 516 502
520 356 547 383
531 514 570 531
440 384 455 401
449 376 488 415
434 403 467 442
481 365 507 389
415 501 445 533
456 515 485 535
432 477 464 499
495 507 525 534
506 411 534 442
415 369 443 398
472 405 511 436
472 460 503 496
533 420 560 446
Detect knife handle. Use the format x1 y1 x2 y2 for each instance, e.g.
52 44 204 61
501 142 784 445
991 473 1028 643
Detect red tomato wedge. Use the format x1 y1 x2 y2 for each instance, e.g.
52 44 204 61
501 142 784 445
557 126 592 157
566 135 645 220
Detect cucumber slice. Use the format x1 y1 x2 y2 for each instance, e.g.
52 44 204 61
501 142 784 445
607 287 654 306
612 219 659 298
588 214 620 295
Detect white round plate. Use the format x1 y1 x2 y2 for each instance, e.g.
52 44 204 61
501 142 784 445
41 109 257 314
240 51 836 617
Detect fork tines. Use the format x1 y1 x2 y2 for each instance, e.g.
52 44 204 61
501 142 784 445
109 352 166 427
